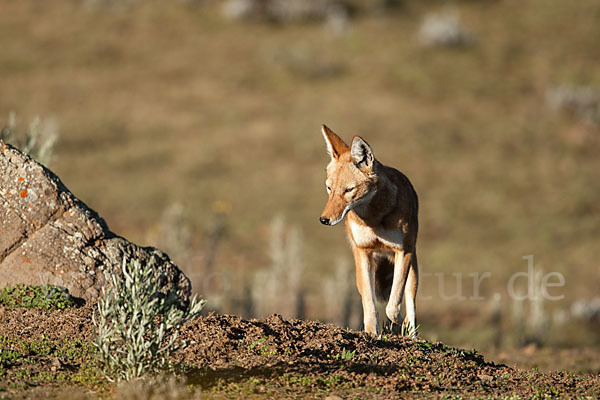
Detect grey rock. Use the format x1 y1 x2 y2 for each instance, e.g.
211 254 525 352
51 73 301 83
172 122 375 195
0 142 191 302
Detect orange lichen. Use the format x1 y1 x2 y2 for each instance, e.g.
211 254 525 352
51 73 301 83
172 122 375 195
18 177 24 182
20 189 28 198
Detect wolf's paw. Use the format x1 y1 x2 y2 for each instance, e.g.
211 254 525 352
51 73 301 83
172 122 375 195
385 305 403 325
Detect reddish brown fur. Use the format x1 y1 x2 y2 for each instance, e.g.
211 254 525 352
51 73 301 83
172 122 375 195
320 125 419 334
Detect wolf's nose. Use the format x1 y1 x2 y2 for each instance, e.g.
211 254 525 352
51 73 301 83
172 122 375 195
319 217 330 225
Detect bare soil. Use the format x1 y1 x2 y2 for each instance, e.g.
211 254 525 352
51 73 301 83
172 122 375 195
0 306 598 399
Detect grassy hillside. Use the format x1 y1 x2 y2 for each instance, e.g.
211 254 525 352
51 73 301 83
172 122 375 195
1 0 599 354
0 293 598 398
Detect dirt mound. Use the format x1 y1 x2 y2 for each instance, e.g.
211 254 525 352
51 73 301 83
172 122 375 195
1 305 598 398
0 143 190 302
179 314 598 397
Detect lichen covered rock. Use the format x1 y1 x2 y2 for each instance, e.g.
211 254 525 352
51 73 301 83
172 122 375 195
0 141 191 302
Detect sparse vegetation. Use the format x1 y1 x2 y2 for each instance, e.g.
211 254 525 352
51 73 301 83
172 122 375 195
0 293 599 398
335 347 358 362
400 320 419 339
0 285 78 311
246 337 277 356
93 258 205 381
0 112 59 166
381 319 419 339
251 217 306 319
321 258 361 329
546 85 600 125
417 7 473 48
0 330 104 393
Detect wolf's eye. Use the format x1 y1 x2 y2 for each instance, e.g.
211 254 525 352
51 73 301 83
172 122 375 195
326 186 331 193
344 187 355 193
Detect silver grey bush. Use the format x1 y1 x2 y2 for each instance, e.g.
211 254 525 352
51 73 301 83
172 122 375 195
94 258 205 382
546 85 600 124
0 111 59 166
418 8 473 48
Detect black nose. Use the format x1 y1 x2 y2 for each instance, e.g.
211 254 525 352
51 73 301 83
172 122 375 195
319 217 330 225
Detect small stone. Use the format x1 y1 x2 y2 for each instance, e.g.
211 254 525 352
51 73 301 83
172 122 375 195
51 357 62 372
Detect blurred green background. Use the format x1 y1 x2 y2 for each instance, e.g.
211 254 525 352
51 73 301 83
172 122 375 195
1 0 599 371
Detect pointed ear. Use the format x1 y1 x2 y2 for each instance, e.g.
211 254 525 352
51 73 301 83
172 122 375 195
351 136 374 172
321 124 349 160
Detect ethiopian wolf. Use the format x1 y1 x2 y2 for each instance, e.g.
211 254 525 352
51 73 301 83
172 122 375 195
319 125 419 336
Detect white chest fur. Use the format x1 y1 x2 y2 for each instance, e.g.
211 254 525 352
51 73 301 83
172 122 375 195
348 220 404 249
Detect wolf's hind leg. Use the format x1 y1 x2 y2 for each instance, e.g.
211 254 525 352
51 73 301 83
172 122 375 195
403 254 418 338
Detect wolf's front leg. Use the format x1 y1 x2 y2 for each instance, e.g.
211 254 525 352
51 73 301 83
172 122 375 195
353 247 379 334
385 250 412 326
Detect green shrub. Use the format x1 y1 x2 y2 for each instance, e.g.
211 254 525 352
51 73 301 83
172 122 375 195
93 258 205 382
0 285 77 311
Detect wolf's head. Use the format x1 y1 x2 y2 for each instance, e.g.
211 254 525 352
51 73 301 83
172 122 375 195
319 125 378 226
